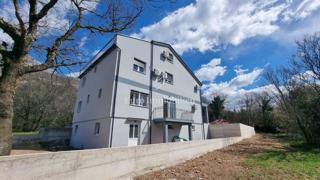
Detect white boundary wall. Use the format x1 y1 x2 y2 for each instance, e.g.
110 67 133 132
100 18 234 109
0 134 254 180
208 123 255 139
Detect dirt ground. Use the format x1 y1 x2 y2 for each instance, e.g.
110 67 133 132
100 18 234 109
10 144 49 155
135 134 286 180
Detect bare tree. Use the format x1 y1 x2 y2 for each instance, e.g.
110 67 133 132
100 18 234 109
0 0 145 155
265 33 320 145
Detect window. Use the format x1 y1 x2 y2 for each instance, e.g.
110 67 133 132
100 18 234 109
194 85 198 93
77 101 82 113
191 104 196 113
86 94 90 104
133 58 146 74
130 90 148 107
192 125 195 131
98 88 102 98
168 125 174 129
168 53 174 62
165 72 173 84
94 66 97 73
81 77 86 87
129 124 139 138
94 122 100 135
74 125 78 134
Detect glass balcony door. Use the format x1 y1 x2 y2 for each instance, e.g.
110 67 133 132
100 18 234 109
163 99 176 119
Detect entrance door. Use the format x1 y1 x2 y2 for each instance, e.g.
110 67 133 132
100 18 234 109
163 99 176 118
128 123 139 146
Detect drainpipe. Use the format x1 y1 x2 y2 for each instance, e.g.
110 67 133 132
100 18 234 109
109 48 121 148
149 41 154 144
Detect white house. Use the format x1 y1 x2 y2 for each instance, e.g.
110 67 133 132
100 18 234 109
70 34 210 149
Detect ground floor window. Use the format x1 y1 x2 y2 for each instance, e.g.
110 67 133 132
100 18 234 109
129 124 139 138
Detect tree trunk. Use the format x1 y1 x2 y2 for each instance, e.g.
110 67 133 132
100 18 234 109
0 70 19 156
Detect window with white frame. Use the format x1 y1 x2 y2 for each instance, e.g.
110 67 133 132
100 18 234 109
133 58 146 74
165 72 173 84
94 122 100 135
98 88 102 98
129 124 139 138
130 90 148 107
77 101 82 113
168 53 174 62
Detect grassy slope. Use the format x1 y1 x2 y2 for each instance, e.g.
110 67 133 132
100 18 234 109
243 134 320 179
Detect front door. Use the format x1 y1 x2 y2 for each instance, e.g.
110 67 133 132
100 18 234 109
164 99 176 119
128 123 139 146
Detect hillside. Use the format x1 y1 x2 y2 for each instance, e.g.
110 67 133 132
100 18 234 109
13 71 79 132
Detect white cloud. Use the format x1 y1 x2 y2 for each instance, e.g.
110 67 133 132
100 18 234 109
195 58 226 81
0 1 99 43
64 71 80 78
282 0 320 21
234 65 248 75
79 37 88 48
132 0 320 54
201 66 264 109
229 68 263 89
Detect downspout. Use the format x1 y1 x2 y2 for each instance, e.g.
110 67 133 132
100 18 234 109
109 48 121 148
199 89 206 140
149 41 154 144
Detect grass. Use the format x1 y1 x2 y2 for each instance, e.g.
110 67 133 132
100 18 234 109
243 134 320 179
12 131 39 136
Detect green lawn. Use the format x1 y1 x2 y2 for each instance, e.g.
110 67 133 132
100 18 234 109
244 134 320 179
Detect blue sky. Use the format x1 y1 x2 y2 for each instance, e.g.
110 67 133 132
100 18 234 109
84 0 320 108
1 0 320 108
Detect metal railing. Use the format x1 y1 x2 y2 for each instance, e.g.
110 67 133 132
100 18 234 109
152 107 193 121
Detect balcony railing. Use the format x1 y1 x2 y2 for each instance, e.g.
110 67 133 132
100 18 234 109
152 107 193 121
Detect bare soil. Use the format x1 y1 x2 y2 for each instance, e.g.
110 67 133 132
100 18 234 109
10 144 49 155
135 134 286 180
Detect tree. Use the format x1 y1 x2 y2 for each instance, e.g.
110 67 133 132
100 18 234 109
209 96 225 121
0 0 145 155
266 33 320 145
13 71 77 131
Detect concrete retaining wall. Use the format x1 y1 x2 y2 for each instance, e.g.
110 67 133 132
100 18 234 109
12 128 71 147
0 135 252 180
208 123 255 139
12 134 39 146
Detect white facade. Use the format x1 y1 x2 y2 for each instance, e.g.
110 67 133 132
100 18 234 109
70 35 209 149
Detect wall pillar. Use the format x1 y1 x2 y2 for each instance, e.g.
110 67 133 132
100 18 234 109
188 124 193 141
163 123 168 143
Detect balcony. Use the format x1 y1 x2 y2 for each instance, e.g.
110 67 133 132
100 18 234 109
152 106 194 124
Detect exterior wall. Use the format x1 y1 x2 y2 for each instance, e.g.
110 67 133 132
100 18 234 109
71 34 205 148
71 118 111 149
113 35 151 119
70 47 119 148
208 123 256 139
0 136 252 180
151 43 203 141
111 118 150 147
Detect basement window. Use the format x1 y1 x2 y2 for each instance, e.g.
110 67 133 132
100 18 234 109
81 77 86 87
94 122 100 135
98 88 102 98
77 101 82 113
87 94 90 104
